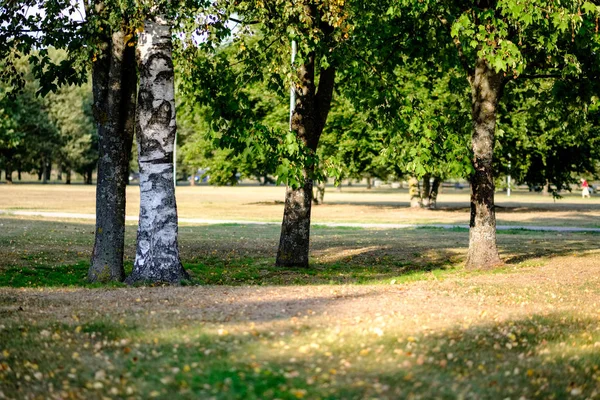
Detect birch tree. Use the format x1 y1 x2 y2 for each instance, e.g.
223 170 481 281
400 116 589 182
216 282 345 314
126 14 189 284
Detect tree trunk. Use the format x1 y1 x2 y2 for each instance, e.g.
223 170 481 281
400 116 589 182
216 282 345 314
421 174 431 208
428 176 441 209
4 160 13 183
17 169 21 181
85 170 93 184
37 167 42 181
45 161 51 181
542 180 550 196
465 59 504 270
276 34 336 267
126 16 188 284
42 159 48 184
65 169 71 184
277 173 314 267
408 177 421 208
57 168 62 181
88 29 137 283
366 177 372 189
313 180 326 205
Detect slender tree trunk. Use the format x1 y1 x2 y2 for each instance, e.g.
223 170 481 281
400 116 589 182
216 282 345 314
126 16 188 284
542 180 550 196
409 177 421 208
313 180 326 205
421 174 431 208
85 170 93 184
37 167 42 181
45 161 51 181
4 159 13 183
428 176 441 209
366 177 372 189
276 36 336 267
88 29 137 282
42 159 48 184
17 169 21 181
57 168 62 181
465 59 504 270
65 169 71 184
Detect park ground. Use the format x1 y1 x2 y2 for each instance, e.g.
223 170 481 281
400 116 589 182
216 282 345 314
0 184 599 399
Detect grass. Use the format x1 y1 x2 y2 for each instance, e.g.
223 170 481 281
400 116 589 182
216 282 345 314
0 216 597 287
4 183 600 227
2 183 600 398
1 282 600 399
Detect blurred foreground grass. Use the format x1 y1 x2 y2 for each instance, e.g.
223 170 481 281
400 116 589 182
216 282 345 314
1 216 600 398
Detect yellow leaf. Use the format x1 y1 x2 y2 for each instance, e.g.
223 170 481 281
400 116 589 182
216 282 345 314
291 389 307 399
183 364 191 373
124 33 133 44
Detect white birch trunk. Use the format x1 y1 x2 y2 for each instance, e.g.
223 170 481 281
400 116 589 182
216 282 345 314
126 16 188 284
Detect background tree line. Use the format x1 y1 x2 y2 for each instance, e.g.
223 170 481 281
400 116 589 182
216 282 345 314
0 50 97 184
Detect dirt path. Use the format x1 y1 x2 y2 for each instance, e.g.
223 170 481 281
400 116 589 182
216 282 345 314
2 252 598 333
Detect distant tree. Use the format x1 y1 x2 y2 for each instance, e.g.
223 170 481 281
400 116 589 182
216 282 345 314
496 79 600 195
46 74 98 185
0 56 60 184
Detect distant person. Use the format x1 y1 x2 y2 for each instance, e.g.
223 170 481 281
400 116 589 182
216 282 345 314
581 178 590 198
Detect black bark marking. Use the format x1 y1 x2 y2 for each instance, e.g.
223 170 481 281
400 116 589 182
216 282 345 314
126 17 188 285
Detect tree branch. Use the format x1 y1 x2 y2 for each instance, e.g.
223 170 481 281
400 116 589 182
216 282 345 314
315 64 336 135
229 17 260 25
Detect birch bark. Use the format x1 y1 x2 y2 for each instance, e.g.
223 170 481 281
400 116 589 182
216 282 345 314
126 15 188 284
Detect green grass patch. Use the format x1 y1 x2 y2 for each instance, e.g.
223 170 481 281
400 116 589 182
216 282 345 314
1 216 598 288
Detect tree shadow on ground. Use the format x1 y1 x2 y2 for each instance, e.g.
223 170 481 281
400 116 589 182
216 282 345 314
2 217 600 287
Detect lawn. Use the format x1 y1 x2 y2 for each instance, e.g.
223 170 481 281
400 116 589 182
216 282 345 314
2 183 600 227
1 185 600 399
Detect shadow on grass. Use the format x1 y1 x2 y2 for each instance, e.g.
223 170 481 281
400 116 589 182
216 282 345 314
1 311 598 399
1 218 600 287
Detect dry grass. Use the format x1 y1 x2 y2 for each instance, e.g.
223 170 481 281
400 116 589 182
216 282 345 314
2 184 600 227
1 253 599 399
1 184 600 398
